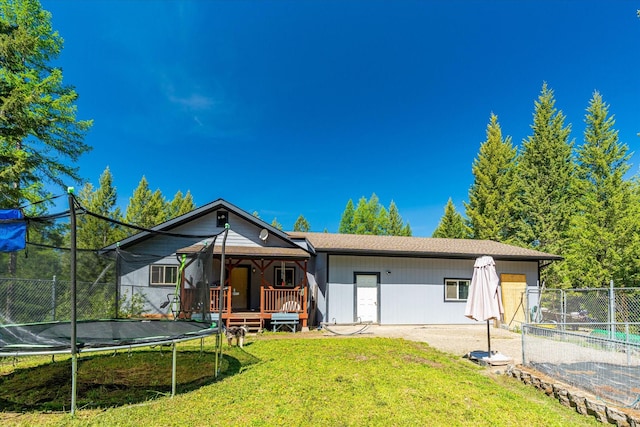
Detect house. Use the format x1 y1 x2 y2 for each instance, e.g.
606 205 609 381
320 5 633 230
103 199 562 330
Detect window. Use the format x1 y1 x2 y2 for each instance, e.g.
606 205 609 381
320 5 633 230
150 265 178 286
274 267 295 287
445 279 470 301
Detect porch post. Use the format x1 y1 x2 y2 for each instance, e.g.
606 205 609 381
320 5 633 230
302 259 308 327
259 261 265 315
226 261 233 322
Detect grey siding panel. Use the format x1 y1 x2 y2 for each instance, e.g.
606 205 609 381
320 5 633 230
326 255 540 325
313 253 328 324
327 282 354 323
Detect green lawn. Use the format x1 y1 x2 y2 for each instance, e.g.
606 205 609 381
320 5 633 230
0 334 599 426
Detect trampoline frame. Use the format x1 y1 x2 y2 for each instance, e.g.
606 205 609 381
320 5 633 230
0 319 220 357
0 319 222 401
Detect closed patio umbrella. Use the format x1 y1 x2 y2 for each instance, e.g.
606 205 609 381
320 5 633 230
465 255 504 356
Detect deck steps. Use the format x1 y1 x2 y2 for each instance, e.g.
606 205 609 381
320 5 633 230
226 314 262 332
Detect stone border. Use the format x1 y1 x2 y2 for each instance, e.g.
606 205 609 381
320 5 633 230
506 366 640 426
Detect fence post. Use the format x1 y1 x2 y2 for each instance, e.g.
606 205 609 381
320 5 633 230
51 275 57 321
561 289 566 332
609 279 615 340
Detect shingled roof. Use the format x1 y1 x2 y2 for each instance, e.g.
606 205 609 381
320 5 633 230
287 232 562 262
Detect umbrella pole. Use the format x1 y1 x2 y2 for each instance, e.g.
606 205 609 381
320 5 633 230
486 320 491 355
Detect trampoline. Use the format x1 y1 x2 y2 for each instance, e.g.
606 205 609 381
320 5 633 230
0 319 219 356
0 191 233 414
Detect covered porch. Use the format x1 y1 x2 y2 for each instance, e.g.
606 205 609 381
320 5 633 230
178 244 312 331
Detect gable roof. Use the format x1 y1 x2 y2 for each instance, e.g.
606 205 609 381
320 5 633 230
102 198 296 251
287 232 562 262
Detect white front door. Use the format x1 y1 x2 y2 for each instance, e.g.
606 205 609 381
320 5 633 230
356 274 378 323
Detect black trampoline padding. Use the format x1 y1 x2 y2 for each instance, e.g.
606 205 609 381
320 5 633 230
0 319 219 352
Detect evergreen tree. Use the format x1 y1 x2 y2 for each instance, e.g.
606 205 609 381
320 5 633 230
0 0 92 274
270 217 283 231
338 199 355 233
388 201 411 236
618 180 640 286
339 195 411 235
293 214 310 232
166 190 195 220
353 195 378 235
77 167 123 249
375 206 390 235
561 92 634 287
75 167 124 283
0 0 92 206
432 198 468 238
514 84 574 261
124 176 166 230
465 113 519 242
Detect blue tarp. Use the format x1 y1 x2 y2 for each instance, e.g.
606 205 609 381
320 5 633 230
0 209 26 252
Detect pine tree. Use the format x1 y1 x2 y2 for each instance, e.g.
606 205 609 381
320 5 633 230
375 206 390 235
432 198 468 238
75 167 123 282
293 214 310 232
513 84 575 286
514 84 574 251
389 201 411 236
561 92 634 287
166 190 195 220
0 0 92 206
338 199 355 233
77 167 123 248
353 194 379 235
465 113 519 241
0 0 92 275
124 176 166 230
339 195 411 235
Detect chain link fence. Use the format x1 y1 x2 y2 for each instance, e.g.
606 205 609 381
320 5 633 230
522 285 640 408
0 277 119 325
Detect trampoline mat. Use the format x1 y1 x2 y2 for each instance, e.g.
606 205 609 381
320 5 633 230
0 319 219 352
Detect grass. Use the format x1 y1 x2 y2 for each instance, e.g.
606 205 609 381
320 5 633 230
0 333 600 426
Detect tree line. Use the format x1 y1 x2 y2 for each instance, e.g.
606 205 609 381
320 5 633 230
432 84 639 288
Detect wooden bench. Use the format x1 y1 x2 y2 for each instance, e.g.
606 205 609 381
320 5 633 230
271 312 299 332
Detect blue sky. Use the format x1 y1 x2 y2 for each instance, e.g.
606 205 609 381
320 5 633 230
42 0 640 236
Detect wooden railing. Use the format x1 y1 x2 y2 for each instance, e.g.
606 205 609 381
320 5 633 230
263 288 305 313
207 287 306 315
209 288 229 313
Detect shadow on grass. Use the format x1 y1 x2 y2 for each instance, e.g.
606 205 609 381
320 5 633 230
0 348 260 412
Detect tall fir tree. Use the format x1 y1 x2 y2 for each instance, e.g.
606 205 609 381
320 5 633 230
432 198 468 238
0 0 92 275
338 199 355 233
561 92 635 287
375 206 390 235
618 180 640 286
388 201 411 236
514 84 575 286
76 167 123 249
75 167 124 283
465 113 519 242
0 0 92 207
124 176 166 231
353 194 379 235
